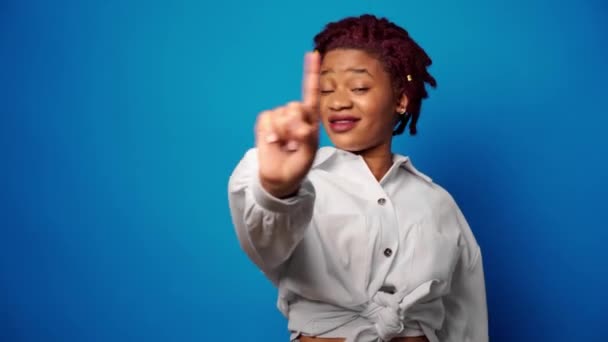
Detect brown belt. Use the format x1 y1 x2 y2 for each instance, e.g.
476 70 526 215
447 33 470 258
298 336 429 342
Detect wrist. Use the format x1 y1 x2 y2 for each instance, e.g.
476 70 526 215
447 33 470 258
259 178 301 199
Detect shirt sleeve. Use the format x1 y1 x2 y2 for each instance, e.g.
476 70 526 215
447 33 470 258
227 148 316 284
437 196 489 342
438 246 488 342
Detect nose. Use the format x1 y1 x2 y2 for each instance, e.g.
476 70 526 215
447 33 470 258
328 89 353 111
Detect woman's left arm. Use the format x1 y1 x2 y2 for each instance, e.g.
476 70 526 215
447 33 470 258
438 245 489 342
437 193 489 342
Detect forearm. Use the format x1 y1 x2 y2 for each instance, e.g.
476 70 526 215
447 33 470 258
228 148 316 274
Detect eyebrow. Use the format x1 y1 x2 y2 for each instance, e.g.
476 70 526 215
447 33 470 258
320 67 374 78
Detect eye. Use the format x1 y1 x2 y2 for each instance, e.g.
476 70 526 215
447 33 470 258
320 89 334 95
352 87 369 94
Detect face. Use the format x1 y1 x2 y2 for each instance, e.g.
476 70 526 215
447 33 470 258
319 49 406 153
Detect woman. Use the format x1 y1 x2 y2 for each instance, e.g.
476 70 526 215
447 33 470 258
228 14 488 342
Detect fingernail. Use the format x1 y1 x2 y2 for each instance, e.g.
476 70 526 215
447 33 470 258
286 140 300 151
265 133 278 143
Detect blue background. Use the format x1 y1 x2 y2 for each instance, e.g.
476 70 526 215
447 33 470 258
1 0 607 341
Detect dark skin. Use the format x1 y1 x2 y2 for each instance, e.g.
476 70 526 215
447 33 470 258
255 51 321 198
319 49 408 181
255 48 408 200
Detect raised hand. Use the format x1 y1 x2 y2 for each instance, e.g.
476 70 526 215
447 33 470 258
255 51 321 198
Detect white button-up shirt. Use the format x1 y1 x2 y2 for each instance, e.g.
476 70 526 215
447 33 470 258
228 146 488 342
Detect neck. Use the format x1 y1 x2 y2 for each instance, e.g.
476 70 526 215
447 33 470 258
354 141 393 182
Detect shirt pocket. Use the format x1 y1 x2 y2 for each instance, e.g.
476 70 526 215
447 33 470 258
406 221 461 293
314 213 373 290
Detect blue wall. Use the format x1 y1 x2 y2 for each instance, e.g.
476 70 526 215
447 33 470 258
1 0 606 341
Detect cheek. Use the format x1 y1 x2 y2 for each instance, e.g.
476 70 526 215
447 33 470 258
319 99 330 123
355 93 395 125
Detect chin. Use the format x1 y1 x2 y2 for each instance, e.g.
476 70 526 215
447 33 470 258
329 137 369 153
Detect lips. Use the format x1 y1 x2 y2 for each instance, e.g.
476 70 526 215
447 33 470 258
328 115 360 133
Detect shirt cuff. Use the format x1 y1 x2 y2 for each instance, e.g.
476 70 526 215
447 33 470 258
251 176 315 213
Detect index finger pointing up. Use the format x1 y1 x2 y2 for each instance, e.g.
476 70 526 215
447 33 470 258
301 51 321 120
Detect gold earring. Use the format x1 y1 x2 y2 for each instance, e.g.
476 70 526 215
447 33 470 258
399 108 406 115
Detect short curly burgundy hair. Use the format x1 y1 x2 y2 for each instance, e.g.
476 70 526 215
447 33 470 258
313 14 437 136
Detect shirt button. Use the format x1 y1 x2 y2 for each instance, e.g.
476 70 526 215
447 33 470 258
383 248 393 257
377 198 386 205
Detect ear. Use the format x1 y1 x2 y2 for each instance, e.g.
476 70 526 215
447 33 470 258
395 93 409 113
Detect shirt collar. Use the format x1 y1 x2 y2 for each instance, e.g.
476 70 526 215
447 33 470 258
393 153 433 183
313 146 433 184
